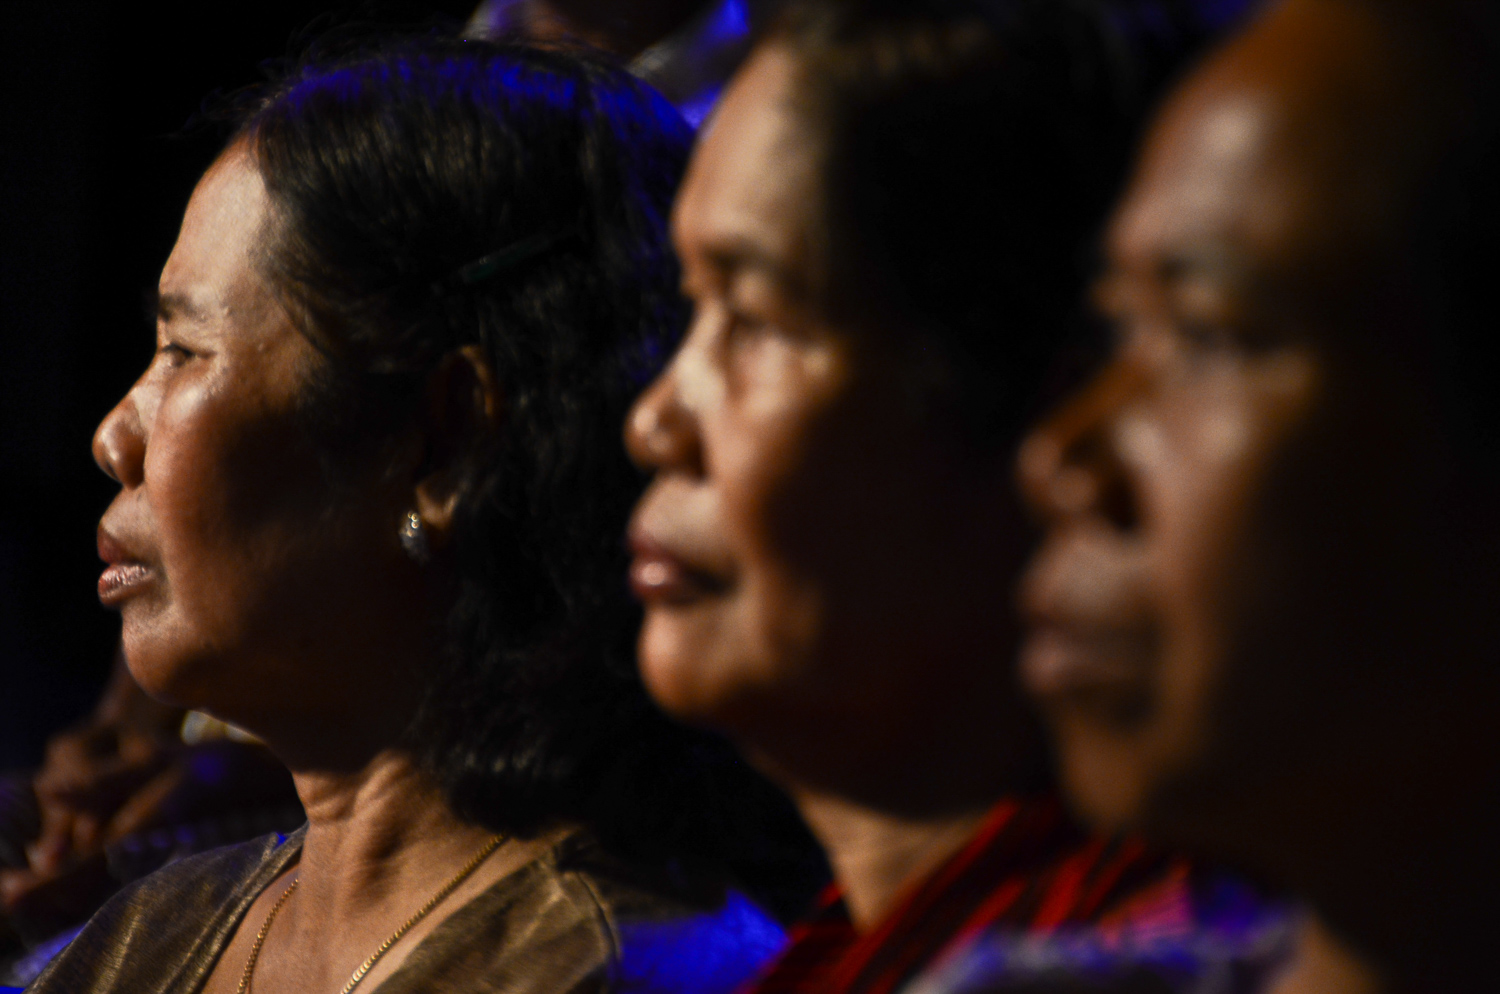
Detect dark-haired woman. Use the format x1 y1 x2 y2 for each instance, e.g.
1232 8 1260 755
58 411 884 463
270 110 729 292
29 38 805 994
624 1 1285 992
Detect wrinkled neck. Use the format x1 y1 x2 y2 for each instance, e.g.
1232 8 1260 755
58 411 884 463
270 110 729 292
791 787 993 930
285 747 496 922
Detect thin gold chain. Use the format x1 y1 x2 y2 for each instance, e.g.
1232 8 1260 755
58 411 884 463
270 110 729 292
236 834 505 994
237 877 300 994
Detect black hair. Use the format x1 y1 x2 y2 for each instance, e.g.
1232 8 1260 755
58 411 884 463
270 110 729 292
766 0 1237 449
234 37 822 916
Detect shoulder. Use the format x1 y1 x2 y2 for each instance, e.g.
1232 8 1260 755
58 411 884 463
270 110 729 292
555 833 788 994
116 828 298 906
384 830 786 994
25 829 302 994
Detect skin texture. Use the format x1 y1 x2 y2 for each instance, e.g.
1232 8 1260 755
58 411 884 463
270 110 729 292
1017 1 1500 990
93 146 549 994
94 146 425 753
625 44 1040 928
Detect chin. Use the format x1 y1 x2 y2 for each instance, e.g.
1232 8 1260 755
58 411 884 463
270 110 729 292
122 659 197 710
120 636 220 712
637 619 719 723
638 618 772 737
1053 723 1158 834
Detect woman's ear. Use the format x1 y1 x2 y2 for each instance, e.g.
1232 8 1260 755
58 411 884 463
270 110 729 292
412 344 503 540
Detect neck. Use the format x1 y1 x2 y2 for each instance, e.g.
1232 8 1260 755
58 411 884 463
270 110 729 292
227 745 553 994
258 633 487 916
221 620 438 775
745 666 1046 930
290 748 495 909
790 787 994 929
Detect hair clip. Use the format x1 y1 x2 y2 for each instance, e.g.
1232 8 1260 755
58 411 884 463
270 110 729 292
437 226 579 293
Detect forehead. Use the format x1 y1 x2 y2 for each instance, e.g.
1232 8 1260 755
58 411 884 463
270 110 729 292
161 145 271 302
1107 0 1419 290
673 44 821 280
1108 70 1329 294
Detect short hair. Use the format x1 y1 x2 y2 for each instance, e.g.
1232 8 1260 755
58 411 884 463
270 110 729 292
765 0 1230 449
233 38 820 909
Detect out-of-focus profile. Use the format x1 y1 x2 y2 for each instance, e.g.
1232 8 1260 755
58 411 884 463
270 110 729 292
626 2 1283 993
1019 0 1500 991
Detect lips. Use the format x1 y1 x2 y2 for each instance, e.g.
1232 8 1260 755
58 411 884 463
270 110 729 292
1021 624 1156 698
626 528 728 606
1019 526 1157 714
97 528 155 606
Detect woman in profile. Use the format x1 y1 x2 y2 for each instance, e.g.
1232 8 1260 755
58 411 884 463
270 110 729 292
30 37 806 994
624 1 1283 991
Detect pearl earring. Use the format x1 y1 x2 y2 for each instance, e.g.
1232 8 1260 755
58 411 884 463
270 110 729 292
399 510 431 563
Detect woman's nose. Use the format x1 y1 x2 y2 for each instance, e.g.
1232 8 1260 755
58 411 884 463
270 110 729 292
625 364 702 476
93 395 145 488
1017 359 1142 531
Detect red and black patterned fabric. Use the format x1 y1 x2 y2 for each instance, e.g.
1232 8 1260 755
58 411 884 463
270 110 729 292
742 796 1194 994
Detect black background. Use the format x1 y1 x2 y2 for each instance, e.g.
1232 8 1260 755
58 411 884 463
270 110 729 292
0 1 475 768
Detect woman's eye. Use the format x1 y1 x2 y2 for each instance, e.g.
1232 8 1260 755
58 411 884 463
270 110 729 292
726 309 770 338
157 342 195 365
1176 320 1237 353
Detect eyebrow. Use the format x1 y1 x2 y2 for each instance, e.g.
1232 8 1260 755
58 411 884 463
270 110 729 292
1095 244 1258 302
698 237 812 300
1155 246 1257 289
1093 244 1263 317
148 289 213 326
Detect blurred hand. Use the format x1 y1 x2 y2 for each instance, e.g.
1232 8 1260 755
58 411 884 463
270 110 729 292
1 735 296 935
0 714 177 937
26 722 175 875
0 650 296 937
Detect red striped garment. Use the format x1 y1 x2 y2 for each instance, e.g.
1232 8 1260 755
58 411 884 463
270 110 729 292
740 795 1193 994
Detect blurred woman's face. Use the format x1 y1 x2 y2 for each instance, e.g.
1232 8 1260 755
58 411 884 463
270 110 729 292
625 46 1025 777
1015 0 1465 847
94 146 418 728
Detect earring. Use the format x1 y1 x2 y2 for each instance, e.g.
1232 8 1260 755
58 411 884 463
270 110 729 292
399 510 431 563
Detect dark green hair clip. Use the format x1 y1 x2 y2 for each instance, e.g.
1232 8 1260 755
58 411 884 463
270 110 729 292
436 226 579 293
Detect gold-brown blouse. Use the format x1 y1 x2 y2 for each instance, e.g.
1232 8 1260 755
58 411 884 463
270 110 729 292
25 828 785 994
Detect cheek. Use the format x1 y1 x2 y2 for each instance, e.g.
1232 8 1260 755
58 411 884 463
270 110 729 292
719 392 907 685
146 384 249 593
149 383 307 570
641 369 867 724
638 573 824 728
140 373 341 656
1127 359 1322 789
1106 397 1248 758
682 432 832 706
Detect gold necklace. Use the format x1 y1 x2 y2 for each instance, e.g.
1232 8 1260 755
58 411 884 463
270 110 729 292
237 834 505 994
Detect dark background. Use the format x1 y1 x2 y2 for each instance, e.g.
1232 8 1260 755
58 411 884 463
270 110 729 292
0 1 475 769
